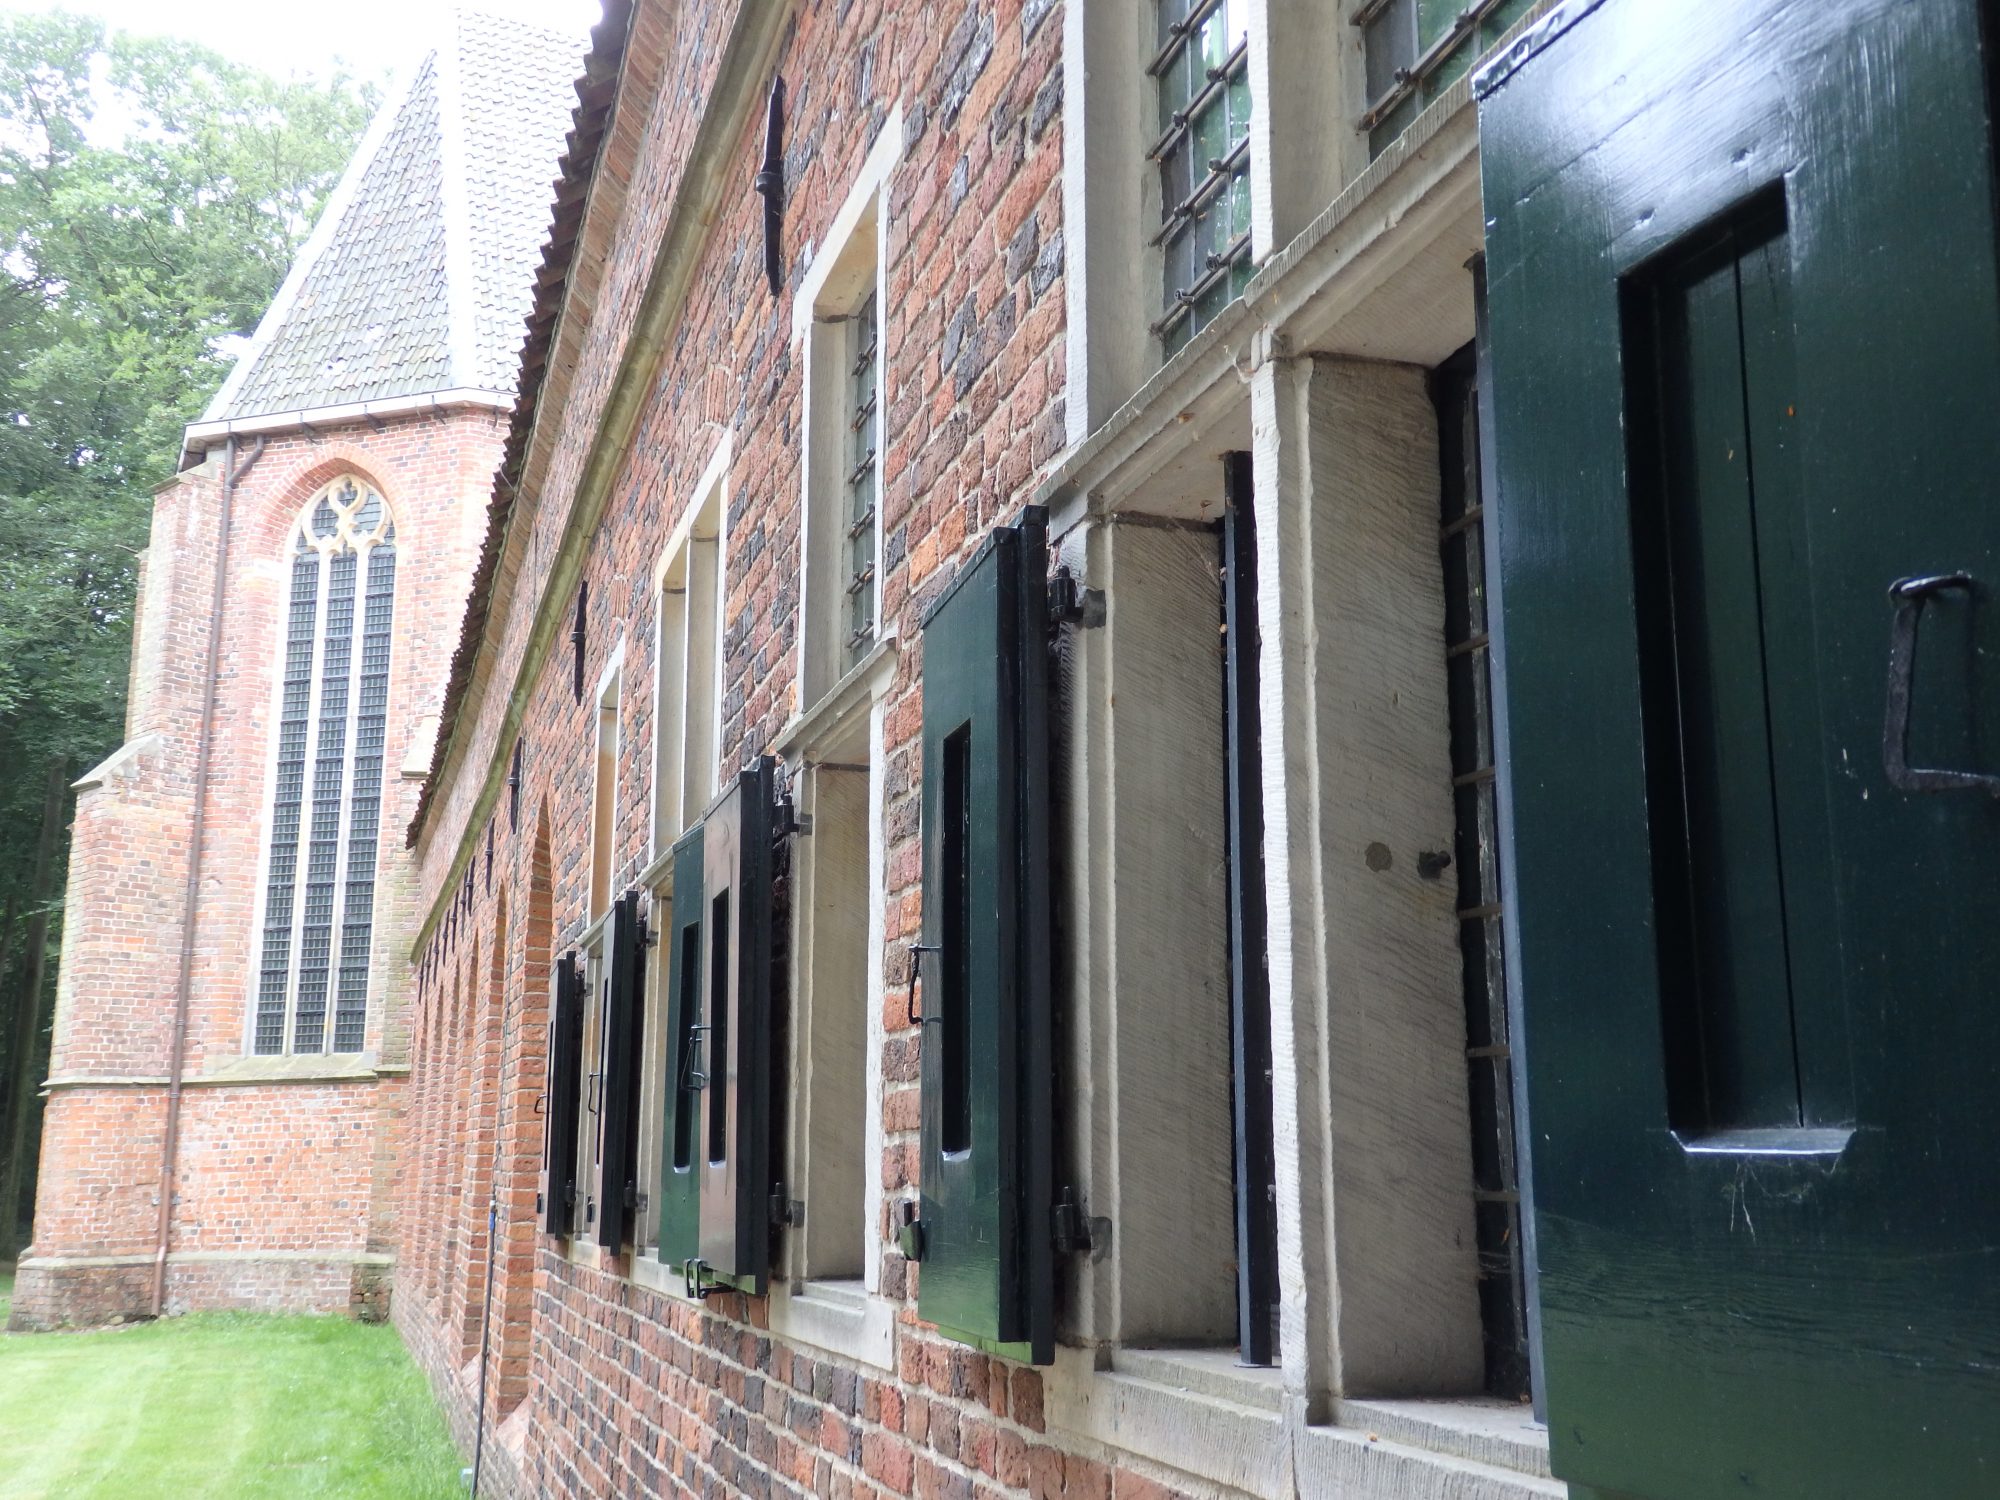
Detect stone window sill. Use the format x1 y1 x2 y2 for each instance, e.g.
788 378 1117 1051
1044 1345 1557 1500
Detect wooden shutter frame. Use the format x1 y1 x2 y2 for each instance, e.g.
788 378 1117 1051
914 509 1055 1364
596 890 647 1250
540 952 584 1235
656 825 705 1268
694 757 779 1295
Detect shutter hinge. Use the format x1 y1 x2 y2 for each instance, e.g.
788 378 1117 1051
769 1185 805 1228
774 796 811 839
625 1182 648 1212
896 1199 927 1263
1052 1187 1110 1260
1049 568 1106 630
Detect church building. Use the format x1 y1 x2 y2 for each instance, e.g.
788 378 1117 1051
9 9 583 1329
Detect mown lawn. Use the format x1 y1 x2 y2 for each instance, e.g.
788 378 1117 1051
0 1311 464 1499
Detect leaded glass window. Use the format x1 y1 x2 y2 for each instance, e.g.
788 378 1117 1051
1150 0 1251 353
843 292 879 666
1356 0 1534 158
253 477 398 1055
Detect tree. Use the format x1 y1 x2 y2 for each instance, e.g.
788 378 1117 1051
0 10 376 1256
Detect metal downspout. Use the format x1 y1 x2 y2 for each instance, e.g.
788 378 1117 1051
150 433 263 1318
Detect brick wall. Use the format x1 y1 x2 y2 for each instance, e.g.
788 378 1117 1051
14 405 502 1328
384 3 1216 1498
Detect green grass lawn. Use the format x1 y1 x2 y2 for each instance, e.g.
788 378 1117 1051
0 1312 465 1499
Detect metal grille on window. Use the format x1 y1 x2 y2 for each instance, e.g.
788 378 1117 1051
252 478 398 1056
843 292 879 664
1150 0 1251 353
1355 0 1533 158
1435 352 1530 1397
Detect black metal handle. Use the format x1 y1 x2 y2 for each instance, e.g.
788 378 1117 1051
906 944 942 1025
680 1024 710 1092
1883 572 2000 796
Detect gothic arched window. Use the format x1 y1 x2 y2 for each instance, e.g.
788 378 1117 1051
252 477 398 1054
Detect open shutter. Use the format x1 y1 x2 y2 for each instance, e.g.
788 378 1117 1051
596 890 647 1250
694 757 778 1293
656 826 705 1268
915 509 1054 1364
539 952 583 1235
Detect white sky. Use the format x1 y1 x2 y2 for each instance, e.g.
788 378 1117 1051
0 0 603 86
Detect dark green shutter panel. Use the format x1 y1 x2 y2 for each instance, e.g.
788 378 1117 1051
596 889 647 1251
656 825 705 1268
695 757 778 1293
915 509 1054 1364
540 952 583 1236
1479 1 2000 1495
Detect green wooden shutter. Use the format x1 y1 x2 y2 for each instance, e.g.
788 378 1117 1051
1479 1 2000 1494
540 952 583 1236
656 826 705 1268
596 889 647 1250
915 509 1054 1364
694 758 778 1294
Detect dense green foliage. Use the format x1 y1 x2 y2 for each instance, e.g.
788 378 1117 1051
0 11 375 1247
0 1313 464 1497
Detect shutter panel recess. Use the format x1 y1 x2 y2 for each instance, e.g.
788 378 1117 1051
540 952 584 1235
656 823 705 1269
596 889 647 1251
659 758 780 1295
914 509 1054 1364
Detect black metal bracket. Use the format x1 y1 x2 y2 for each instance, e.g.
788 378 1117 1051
1883 573 2000 795
1051 1187 1111 1261
896 1200 927 1263
623 1182 648 1212
753 76 786 297
774 795 811 840
683 1257 721 1300
1048 567 1106 630
905 943 942 1025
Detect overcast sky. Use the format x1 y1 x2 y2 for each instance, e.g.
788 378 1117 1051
0 0 603 85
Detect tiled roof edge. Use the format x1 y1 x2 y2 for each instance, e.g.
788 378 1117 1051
406 0 638 848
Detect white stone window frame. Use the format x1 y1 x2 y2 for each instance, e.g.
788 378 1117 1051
588 640 626 927
242 475 401 1059
792 106 900 713
632 439 730 1260
1060 0 1367 445
1036 65 1563 1492
647 435 731 866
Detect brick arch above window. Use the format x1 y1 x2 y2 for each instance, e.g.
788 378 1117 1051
250 474 400 1056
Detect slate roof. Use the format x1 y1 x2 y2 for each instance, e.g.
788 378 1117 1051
201 10 584 424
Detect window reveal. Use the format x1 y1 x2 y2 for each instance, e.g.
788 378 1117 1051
1150 0 1252 351
844 293 880 664
1434 345 1531 1399
253 478 397 1055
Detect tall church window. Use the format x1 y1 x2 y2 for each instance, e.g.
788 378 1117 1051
252 477 398 1055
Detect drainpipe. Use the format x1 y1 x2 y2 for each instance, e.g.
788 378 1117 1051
151 433 263 1318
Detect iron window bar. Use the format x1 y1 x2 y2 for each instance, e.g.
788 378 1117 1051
849 333 878 378
845 504 876 541
845 449 877 488
844 564 876 596
1151 135 1253 249
1349 0 1398 27
1146 0 1230 78
1151 231 1253 338
1146 38 1250 165
1357 0 1514 132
